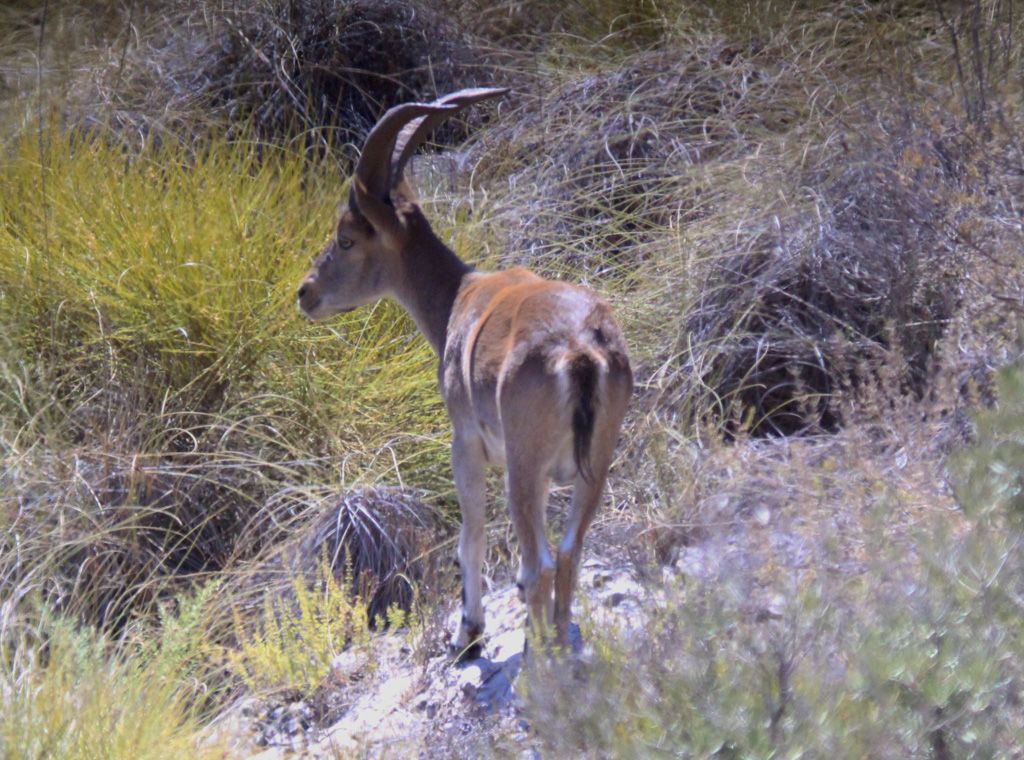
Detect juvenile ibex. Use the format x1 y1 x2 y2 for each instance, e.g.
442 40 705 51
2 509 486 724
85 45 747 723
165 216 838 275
297 88 632 658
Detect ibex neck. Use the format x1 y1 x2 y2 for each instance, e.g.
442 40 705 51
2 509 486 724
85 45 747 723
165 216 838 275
393 233 471 357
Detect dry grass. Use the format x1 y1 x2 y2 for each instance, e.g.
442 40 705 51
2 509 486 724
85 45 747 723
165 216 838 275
471 4 1021 435
93 0 481 155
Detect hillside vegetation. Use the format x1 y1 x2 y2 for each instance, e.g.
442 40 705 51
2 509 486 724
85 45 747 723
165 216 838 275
2 0 1023 756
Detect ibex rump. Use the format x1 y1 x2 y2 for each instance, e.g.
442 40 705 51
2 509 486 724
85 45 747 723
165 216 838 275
297 88 632 658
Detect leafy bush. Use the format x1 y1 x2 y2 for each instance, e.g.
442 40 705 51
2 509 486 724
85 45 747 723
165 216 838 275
525 356 1024 757
525 521 1024 757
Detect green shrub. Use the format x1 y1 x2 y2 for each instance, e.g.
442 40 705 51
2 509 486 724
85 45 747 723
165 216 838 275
0 587 226 760
228 555 381 696
526 525 1024 757
524 397 1024 757
953 360 1024 524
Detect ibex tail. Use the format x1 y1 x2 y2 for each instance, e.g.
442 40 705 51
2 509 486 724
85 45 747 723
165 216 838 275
568 352 600 484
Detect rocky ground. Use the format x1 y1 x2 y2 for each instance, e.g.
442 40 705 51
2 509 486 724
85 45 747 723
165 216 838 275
210 426 959 758
212 558 647 758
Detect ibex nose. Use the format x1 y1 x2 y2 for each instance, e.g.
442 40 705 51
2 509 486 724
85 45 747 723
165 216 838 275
297 280 321 317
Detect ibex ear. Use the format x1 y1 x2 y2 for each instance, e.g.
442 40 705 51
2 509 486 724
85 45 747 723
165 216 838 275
338 194 373 238
350 180 405 243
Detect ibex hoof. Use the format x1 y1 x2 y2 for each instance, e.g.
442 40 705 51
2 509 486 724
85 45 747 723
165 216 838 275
449 639 484 662
450 617 485 662
560 622 584 655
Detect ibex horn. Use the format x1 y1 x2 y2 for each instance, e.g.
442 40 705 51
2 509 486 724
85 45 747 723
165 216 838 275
352 102 459 210
390 87 510 190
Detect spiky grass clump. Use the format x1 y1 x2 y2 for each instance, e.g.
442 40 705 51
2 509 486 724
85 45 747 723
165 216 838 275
677 109 976 434
474 1 1021 437
101 0 478 153
0 0 485 155
292 487 445 622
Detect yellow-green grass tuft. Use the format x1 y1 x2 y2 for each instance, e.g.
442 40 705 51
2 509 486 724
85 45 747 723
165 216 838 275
1 589 228 760
0 127 461 636
0 125 450 465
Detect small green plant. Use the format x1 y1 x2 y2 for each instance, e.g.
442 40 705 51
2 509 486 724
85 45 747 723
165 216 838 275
952 359 1024 524
228 555 374 696
0 592 226 760
143 580 225 688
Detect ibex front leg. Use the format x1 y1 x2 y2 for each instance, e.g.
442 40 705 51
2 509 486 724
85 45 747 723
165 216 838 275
451 435 488 660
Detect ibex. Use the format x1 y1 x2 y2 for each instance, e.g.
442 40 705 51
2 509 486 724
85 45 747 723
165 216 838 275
297 88 632 658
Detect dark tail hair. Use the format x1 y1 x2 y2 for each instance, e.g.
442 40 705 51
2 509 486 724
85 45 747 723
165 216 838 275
569 353 600 483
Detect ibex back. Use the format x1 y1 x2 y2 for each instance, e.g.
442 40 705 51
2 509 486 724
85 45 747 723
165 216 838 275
297 88 632 658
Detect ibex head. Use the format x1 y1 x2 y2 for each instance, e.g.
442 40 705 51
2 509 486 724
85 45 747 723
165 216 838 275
297 88 508 321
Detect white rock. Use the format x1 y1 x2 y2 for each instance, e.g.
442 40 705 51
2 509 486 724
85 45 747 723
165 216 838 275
753 503 772 526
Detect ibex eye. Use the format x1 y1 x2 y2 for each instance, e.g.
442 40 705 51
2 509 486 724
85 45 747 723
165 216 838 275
337 237 354 250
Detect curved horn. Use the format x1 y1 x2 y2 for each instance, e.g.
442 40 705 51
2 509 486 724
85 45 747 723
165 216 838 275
352 102 459 206
390 87 510 190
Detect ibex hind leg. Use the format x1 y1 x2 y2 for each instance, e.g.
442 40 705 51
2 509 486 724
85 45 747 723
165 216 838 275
553 463 612 651
554 371 631 650
500 364 561 646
